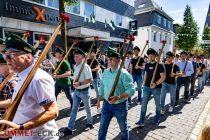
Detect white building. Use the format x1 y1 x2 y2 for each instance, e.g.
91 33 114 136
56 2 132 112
133 0 174 55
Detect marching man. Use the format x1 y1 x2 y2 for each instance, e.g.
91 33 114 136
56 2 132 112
0 34 59 140
97 47 135 140
136 48 165 127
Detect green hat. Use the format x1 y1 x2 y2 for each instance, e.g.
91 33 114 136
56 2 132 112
4 34 35 54
73 48 86 57
0 54 6 64
0 38 5 45
55 47 65 54
133 46 140 51
180 51 187 55
107 47 120 58
147 48 157 55
166 51 174 57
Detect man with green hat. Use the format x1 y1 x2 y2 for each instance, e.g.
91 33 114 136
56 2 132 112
62 48 93 136
97 47 135 140
0 34 59 140
136 48 165 127
160 51 180 114
52 47 73 109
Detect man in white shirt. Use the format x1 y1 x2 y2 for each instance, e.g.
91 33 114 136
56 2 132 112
62 48 93 136
0 34 58 140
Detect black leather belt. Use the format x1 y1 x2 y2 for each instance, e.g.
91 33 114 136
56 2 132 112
76 87 89 92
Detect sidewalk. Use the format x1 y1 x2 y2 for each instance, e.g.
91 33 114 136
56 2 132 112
56 83 210 140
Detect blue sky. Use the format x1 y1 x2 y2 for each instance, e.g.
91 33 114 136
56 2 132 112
154 0 209 35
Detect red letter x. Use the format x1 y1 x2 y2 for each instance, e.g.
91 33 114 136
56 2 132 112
33 6 46 22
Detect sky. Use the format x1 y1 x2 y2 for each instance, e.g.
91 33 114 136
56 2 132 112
154 0 209 35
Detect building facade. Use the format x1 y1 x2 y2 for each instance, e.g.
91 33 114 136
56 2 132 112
133 0 174 55
0 0 135 52
204 3 210 27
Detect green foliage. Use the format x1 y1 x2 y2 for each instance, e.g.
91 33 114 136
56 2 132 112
201 26 210 55
202 26 210 40
176 5 199 51
64 0 78 6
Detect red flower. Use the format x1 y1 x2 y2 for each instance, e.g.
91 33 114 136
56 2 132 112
95 36 99 40
60 12 70 23
129 34 135 42
73 39 79 44
161 40 167 44
26 31 30 38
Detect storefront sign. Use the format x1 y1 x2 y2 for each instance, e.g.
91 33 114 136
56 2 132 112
4 1 60 25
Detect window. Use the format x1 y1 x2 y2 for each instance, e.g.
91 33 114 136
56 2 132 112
28 0 45 5
168 21 172 29
160 33 162 42
153 32 157 42
116 14 122 26
157 15 161 24
3 28 27 42
48 0 59 9
163 18 166 27
84 1 94 17
65 0 80 14
33 32 51 49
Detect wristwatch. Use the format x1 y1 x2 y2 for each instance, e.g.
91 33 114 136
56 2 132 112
19 124 24 130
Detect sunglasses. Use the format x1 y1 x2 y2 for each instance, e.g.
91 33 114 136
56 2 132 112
3 51 26 60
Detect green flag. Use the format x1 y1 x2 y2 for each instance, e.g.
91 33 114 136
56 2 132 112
105 19 107 29
90 14 96 23
109 20 116 30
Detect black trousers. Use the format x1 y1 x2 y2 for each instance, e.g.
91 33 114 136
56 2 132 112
176 77 190 102
55 83 73 109
190 76 196 95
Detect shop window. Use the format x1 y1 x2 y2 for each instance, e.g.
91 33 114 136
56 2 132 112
84 1 94 17
3 29 28 42
27 0 45 5
48 0 59 9
33 32 51 49
116 14 122 27
65 0 80 14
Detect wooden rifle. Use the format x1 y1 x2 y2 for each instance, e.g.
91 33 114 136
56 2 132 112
150 40 166 87
135 40 149 68
74 37 98 83
108 35 135 101
0 14 69 131
53 40 78 75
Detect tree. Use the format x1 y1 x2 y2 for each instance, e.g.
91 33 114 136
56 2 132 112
201 25 210 55
176 5 199 51
59 0 78 51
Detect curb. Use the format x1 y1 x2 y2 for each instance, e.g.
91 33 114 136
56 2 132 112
189 95 210 140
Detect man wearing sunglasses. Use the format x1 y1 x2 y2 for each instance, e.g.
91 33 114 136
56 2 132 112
0 34 59 140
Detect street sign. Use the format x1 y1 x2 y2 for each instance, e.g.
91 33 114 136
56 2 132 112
201 40 210 44
129 20 138 36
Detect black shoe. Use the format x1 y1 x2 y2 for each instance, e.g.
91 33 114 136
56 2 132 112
62 128 73 137
86 124 94 129
184 100 190 104
175 101 179 106
80 102 84 107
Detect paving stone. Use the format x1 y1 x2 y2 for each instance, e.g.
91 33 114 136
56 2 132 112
56 82 210 140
